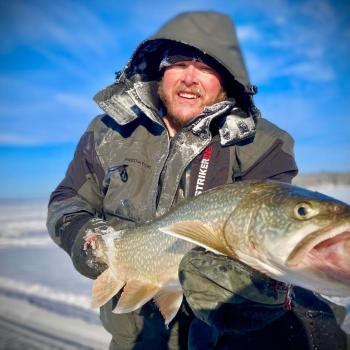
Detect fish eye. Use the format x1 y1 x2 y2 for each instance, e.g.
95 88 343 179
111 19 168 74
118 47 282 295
294 202 316 220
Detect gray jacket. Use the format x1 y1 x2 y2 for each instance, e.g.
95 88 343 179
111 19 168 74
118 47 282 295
46 11 316 350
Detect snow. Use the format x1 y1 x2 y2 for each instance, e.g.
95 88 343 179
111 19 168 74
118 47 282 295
0 200 111 348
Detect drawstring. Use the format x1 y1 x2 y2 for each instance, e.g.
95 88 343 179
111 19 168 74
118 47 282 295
283 284 293 311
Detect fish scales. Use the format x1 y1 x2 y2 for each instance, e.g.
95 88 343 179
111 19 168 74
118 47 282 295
109 227 194 280
106 182 245 274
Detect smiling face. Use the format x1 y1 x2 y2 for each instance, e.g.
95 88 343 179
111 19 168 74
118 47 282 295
158 60 227 135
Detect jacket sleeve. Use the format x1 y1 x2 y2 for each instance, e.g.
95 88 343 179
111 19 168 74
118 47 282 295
46 117 109 278
237 118 299 184
180 250 289 335
241 137 298 183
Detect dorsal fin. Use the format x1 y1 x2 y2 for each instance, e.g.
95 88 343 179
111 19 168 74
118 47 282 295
113 280 160 314
91 268 125 308
159 220 232 256
154 287 183 326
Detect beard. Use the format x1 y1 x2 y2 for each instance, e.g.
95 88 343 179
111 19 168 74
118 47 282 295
158 80 227 129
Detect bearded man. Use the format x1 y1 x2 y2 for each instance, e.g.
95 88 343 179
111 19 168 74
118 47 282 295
47 11 346 350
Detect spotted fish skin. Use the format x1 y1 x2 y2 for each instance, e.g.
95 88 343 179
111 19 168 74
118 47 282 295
89 180 350 325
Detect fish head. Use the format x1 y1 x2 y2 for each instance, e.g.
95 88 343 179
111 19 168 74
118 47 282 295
223 181 350 297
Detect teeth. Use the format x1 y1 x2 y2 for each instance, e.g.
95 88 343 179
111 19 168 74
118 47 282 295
179 92 197 99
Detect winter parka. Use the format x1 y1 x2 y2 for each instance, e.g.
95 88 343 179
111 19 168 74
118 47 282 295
47 11 347 350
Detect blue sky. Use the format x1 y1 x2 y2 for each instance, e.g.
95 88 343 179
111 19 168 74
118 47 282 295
0 0 349 199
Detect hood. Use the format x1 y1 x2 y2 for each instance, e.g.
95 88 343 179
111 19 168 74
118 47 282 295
94 11 258 133
147 11 250 88
120 11 251 90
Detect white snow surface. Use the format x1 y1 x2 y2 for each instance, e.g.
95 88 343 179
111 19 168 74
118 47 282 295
0 199 50 248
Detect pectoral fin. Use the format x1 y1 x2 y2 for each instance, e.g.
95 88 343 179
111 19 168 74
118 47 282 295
154 288 183 326
160 220 231 256
113 280 160 314
91 268 125 308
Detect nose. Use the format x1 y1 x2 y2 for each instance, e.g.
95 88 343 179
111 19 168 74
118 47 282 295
182 64 198 86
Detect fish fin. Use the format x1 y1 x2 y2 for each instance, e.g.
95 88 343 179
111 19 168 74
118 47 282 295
160 220 231 256
91 268 125 308
154 287 183 326
113 280 159 314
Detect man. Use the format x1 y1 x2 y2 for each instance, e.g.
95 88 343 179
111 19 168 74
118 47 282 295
47 11 347 350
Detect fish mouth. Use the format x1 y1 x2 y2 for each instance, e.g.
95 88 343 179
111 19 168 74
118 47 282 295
286 223 350 282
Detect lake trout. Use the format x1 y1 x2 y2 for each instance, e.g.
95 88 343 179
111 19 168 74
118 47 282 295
84 180 350 325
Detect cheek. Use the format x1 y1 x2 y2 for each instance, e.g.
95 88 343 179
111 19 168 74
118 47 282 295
196 70 224 97
162 71 178 91
204 78 224 98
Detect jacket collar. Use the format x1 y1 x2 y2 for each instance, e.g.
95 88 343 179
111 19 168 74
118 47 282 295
184 100 256 145
94 82 256 145
94 80 162 126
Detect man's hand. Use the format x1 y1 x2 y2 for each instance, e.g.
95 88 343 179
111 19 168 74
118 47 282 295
71 217 135 279
83 232 101 251
71 219 109 279
179 248 289 334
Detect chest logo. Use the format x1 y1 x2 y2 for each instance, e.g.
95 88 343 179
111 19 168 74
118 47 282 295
195 146 212 196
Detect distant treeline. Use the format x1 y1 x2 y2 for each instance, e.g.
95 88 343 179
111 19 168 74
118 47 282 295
294 172 350 187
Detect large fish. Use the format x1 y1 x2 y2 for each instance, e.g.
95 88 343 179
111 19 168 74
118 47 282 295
85 180 350 325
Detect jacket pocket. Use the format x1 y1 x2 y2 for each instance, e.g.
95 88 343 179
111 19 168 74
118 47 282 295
102 163 155 223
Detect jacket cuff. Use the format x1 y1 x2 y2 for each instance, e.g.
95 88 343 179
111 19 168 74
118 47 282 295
70 218 109 279
58 212 93 255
